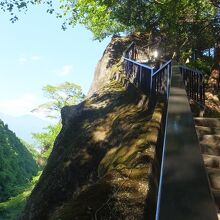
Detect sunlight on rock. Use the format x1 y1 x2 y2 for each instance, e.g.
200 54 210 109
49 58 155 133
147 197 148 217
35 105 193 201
63 160 71 168
92 128 108 142
147 132 158 143
137 182 148 193
90 101 109 109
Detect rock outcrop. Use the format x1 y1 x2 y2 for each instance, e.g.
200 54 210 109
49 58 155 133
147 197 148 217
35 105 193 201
88 33 162 97
20 34 166 220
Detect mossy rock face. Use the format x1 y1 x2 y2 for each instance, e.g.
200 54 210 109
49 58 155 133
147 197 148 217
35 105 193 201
49 167 153 220
20 36 165 220
88 33 157 97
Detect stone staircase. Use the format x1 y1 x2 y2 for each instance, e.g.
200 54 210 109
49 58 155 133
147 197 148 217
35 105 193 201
194 117 220 218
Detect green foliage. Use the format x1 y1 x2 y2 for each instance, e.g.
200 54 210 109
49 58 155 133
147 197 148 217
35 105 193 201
32 123 62 159
1 0 219 61
32 81 84 158
32 81 85 119
58 0 217 53
59 0 126 39
0 171 42 220
19 139 40 162
0 120 38 203
0 0 53 22
51 0 219 60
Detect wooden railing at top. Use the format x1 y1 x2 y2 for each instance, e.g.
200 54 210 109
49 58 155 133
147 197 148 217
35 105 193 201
179 66 205 107
123 42 172 99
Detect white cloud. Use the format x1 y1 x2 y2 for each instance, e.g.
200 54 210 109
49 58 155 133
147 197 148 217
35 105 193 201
18 57 27 63
31 55 41 61
0 95 55 123
57 65 73 76
0 94 38 116
18 55 41 63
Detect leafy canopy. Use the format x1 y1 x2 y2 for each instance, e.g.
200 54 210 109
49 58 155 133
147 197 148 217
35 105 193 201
32 81 85 158
1 0 219 60
53 0 218 56
32 81 85 119
1 1 217 37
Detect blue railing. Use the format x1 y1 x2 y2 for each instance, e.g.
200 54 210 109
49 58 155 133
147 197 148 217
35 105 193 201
123 42 137 60
152 60 172 99
179 66 205 107
123 42 172 98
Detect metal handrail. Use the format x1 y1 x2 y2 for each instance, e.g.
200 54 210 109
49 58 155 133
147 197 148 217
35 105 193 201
179 65 203 75
123 57 153 70
153 60 172 76
123 42 172 97
152 60 172 99
179 65 205 107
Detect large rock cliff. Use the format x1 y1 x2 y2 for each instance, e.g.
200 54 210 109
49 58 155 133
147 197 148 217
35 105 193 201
20 34 165 220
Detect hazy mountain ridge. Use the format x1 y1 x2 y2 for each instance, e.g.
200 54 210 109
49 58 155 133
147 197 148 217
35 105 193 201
0 112 50 146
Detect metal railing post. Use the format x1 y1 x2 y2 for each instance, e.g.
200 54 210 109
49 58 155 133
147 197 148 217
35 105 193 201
140 66 143 90
123 43 172 98
150 69 153 96
167 64 170 100
179 65 205 108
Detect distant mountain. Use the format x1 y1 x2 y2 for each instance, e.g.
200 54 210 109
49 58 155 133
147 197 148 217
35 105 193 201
0 113 50 146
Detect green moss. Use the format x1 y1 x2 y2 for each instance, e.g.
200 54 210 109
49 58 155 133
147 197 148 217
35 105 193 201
49 163 155 220
97 101 163 178
49 180 113 220
45 90 164 219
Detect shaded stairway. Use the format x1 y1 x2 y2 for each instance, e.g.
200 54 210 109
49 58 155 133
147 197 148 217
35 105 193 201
179 65 220 218
194 117 220 219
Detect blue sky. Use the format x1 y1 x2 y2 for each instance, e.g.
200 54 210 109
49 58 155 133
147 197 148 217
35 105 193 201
0 4 111 118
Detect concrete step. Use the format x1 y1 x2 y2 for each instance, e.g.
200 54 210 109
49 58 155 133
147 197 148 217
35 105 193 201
201 144 220 156
196 117 220 217
203 155 220 169
195 126 220 139
204 159 220 217
200 135 220 156
194 117 220 128
207 168 220 190
200 135 220 146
